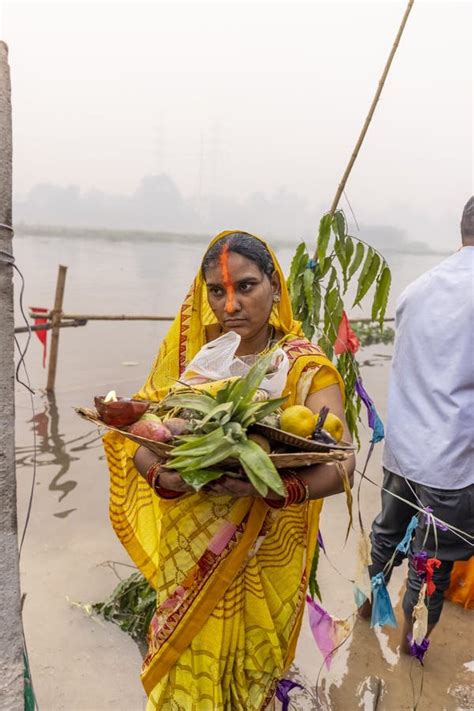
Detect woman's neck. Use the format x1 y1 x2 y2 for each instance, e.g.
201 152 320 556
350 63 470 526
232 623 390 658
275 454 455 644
235 323 273 357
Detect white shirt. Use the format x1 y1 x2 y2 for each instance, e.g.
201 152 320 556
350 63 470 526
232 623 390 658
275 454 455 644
383 246 474 490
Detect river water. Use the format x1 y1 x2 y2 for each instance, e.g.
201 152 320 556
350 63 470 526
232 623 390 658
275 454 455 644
12 233 445 393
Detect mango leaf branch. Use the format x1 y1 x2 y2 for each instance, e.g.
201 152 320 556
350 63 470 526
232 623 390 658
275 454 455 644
288 208 391 441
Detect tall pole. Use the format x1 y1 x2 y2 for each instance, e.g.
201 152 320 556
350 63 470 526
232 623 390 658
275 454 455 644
0 41 24 710
328 0 415 217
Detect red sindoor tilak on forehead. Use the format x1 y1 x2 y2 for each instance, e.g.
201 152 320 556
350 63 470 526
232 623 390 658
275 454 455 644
219 243 236 313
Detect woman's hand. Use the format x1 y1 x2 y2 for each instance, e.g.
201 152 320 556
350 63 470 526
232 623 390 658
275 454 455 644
158 467 194 493
204 476 258 497
203 475 283 500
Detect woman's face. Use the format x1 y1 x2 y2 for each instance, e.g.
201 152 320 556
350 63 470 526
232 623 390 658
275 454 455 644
204 249 279 341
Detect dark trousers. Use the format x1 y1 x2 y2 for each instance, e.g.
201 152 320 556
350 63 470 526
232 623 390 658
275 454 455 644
369 469 473 625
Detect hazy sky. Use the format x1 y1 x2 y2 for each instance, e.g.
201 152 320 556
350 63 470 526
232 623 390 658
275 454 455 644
2 0 472 246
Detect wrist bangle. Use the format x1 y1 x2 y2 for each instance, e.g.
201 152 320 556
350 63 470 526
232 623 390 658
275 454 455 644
146 461 161 489
146 461 185 500
265 471 309 509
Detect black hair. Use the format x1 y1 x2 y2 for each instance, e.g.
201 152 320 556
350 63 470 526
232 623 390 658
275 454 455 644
461 196 474 241
202 232 274 277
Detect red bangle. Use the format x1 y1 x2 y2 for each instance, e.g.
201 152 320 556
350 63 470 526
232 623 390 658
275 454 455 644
145 462 184 500
265 471 309 508
146 461 161 488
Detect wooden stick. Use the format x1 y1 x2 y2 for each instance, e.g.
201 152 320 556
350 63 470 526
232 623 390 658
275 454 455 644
29 311 393 325
328 0 415 217
32 312 174 322
15 319 87 334
46 265 68 392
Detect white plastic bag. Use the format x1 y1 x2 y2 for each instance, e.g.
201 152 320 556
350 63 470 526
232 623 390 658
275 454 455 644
183 331 289 398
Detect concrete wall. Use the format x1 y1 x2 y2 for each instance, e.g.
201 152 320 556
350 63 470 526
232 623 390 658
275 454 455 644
0 40 24 711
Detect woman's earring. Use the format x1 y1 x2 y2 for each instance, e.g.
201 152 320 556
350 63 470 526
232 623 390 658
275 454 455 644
273 293 281 303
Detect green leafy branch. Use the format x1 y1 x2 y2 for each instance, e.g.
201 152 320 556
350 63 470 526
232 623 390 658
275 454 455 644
287 209 391 441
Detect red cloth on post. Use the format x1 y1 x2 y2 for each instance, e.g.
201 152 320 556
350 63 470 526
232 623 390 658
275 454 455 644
30 306 48 368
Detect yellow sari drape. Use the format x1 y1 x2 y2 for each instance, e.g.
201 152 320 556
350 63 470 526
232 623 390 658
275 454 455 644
103 231 344 710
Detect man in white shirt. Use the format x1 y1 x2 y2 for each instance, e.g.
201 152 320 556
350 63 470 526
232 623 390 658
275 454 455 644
362 197 474 653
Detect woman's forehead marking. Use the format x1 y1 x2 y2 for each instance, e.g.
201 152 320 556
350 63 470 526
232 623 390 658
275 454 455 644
219 243 235 313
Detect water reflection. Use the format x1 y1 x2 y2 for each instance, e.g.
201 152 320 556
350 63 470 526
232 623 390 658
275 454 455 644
16 392 102 517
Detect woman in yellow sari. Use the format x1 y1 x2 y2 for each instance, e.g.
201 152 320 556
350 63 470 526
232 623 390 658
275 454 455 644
104 231 355 710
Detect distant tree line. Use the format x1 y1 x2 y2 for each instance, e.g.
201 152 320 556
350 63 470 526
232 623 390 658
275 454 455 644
14 172 435 253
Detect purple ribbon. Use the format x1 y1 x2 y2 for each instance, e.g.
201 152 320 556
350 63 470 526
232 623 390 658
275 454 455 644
275 678 304 711
422 506 449 531
411 550 429 576
408 635 430 664
317 529 326 553
355 376 385 443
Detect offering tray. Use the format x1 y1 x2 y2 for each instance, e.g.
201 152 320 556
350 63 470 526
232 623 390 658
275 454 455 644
251 423 356 453
76 407 350 469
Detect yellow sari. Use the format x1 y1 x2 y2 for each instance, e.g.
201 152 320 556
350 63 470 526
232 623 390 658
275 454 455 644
103 232 344 710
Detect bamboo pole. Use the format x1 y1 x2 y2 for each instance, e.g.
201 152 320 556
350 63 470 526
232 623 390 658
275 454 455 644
34 312 174 322
328 0 415 217
28 312 393 325
46 265 68 392
0 41 24 711
15 319 87 334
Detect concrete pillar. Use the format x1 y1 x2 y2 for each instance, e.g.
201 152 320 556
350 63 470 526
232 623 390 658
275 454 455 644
0 40 24 710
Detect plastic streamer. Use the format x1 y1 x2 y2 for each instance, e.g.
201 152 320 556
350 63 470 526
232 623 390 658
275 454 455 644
370 572 398 628
275 679 304 710
355 376 385 443
396 515 419 554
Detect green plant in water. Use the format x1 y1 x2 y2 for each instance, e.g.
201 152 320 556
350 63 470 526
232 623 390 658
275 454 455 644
91 571 155 642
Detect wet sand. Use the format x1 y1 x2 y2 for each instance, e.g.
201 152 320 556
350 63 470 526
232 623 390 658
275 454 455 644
15 342 473 711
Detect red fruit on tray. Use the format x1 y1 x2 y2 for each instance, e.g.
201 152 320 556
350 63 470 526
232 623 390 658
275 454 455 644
128 420 172 442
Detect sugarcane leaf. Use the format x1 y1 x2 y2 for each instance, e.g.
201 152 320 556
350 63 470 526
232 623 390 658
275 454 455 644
317 214 332 266
347 241 365 280
371 265 392 327
353 249 380 307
